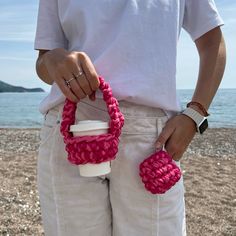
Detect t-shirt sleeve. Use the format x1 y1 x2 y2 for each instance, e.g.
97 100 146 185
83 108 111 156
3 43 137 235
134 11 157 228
183 0 224 41
34 0 68 50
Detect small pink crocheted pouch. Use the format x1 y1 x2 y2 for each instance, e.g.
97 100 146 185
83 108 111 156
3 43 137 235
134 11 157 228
139 150 182 194
60 76 125 165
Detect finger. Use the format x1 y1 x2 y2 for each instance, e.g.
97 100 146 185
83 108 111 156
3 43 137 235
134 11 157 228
56 77 79 103
89 91 96 101
172 152 183 162
64 59 90 98
67 55 92 95
70 63 84 80
76 73 93 96
64 74 87 100
164 126 189 157
163 137 180 159
79 54 100 91
164 139 177 157
70 60 93 96
155 124 175 149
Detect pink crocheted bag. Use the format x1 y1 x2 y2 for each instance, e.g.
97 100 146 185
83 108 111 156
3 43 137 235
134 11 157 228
60 76 125 165
139 150 182 194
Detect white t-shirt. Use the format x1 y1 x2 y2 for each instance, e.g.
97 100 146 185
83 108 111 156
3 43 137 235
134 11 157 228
34 0 223 117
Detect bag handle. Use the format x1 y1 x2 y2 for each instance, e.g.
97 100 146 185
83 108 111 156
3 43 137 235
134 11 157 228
60 76 124 141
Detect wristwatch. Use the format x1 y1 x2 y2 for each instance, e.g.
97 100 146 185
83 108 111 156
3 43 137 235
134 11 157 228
182 107 208 134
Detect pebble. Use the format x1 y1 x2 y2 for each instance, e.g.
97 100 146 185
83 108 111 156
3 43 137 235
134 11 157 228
0 128 235 235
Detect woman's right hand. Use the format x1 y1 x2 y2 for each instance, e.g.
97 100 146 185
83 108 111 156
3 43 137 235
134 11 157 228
41 48 100 102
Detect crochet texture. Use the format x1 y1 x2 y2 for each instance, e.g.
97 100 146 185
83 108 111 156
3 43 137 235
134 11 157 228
139 150 182 194
60 76 125 165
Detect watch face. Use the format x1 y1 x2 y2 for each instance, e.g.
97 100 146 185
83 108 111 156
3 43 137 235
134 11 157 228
199 119 208 134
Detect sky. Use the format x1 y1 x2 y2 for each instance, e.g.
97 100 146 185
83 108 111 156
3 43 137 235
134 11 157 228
0 0 235 92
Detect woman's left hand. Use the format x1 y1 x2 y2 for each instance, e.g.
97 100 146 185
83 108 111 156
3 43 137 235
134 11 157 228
155 114 197 161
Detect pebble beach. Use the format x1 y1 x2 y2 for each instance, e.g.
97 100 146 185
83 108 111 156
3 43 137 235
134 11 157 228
0 128 235 235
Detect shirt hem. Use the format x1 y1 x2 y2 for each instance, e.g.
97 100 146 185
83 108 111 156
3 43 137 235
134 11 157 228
191 17 224 41
34 40 66 50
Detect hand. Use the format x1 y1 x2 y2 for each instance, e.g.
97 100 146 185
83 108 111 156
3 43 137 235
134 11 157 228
155 114 197 161
42 48 100 102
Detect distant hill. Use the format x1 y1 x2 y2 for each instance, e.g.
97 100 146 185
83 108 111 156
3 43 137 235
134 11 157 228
0 80 44 92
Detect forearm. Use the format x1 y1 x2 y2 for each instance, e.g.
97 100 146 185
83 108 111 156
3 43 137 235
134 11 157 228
191 27 226 112
35 50 54 85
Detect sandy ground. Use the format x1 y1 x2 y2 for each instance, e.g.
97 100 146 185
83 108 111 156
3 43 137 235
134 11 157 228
0 128 235 236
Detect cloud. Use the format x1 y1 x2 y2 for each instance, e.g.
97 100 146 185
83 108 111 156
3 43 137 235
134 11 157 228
0 0 235 90
0 1 37 42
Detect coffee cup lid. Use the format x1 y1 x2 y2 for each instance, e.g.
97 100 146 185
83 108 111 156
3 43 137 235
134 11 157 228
70 120 109 132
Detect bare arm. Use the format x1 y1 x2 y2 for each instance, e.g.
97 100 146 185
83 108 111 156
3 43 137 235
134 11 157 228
156 26 226 160
190 27 226 113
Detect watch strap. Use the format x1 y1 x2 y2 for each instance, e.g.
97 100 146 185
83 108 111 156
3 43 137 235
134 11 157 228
187 101 209 116
182 107 205 127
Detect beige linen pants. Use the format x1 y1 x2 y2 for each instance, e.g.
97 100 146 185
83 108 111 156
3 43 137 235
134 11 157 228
37 97 186 236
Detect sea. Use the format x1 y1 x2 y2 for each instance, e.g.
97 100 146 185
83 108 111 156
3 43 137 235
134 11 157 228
0 89 235 128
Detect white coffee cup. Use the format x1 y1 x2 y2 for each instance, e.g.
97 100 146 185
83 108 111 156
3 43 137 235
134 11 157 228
70 120 111 177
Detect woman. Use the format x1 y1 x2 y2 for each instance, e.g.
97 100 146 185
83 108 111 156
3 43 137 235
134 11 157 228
34 0 226 235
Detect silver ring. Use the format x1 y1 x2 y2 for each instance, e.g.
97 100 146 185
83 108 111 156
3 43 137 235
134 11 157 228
75 70 84 78
65 77 75 87
65 81 71 88
67 77 76 83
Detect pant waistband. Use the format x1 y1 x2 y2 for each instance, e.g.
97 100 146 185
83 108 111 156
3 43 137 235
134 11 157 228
50 97 167 118
45 98 170 135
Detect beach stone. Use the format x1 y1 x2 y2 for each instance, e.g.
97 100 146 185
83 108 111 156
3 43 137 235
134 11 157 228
0 128 235 235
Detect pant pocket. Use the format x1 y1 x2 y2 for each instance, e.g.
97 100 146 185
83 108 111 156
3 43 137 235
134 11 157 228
39 110 59 147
